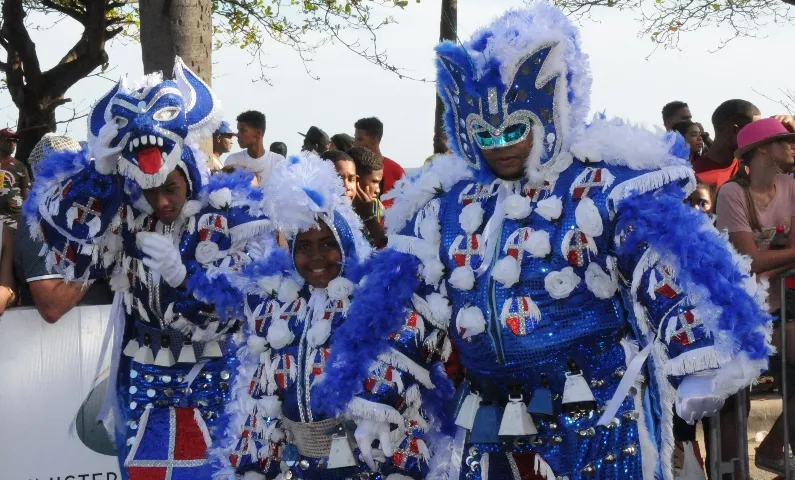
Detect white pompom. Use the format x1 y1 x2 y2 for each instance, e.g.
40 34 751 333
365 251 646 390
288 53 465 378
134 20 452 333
422 259 445 285
257 275 282 296
426 293 452 327
419 216 441 245
459 202 485 234
523 230 551 258
449 266 475 291
575 197 604 237
570 145 604 163
327 277 354 300
585 263 618 299
456 306 486 339
504 194 533 220
247 335 269 355
181 200 203 217
266 319 295 350
536 196 563 221
307 319 332 347
526 167 546 186
492 256 521 288
209 187 233 209
544 267 581 299
277 277 302 303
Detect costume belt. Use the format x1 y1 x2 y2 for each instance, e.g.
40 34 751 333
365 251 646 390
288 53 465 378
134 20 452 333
281 417 357 459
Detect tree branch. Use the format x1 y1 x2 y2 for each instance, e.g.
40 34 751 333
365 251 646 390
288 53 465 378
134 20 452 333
1 0 43 81
39 0 87 24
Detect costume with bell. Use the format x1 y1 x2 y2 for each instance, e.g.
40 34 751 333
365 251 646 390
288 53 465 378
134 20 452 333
211 153 450 480
320 6 773 480
24 58 271 478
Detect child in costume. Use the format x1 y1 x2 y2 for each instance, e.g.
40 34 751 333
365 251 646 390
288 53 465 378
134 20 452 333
211 153 450 479
315 5 772 480
25 58 271 478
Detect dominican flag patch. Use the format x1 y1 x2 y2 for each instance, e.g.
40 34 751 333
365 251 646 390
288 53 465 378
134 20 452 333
125 407 212 480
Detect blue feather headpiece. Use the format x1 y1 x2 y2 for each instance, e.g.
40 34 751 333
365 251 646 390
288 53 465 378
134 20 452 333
86 57 221 199
436 4 592 183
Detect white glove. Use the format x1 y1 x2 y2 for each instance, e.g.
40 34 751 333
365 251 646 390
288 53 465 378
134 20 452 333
354 419 394 471
675 374 725 424
92 122 123 175
137 232 187 288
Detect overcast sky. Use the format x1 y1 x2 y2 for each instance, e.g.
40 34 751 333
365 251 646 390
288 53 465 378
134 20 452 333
1 0 793 168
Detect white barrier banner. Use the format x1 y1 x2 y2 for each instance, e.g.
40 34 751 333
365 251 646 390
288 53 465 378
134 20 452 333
0 305 121 480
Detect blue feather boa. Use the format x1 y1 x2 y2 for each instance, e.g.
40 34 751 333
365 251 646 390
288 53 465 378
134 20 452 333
616 182 772 361
23 146 92 220
312 249 423 415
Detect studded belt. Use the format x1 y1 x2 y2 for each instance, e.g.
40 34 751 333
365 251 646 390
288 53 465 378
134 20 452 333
281 417 357 459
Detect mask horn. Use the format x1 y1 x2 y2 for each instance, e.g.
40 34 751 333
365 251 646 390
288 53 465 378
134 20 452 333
87 78 124 139
173 57 221 141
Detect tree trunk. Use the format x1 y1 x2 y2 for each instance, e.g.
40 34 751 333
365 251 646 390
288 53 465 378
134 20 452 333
139 0 212 83
15 106 57 167
433 0 457 154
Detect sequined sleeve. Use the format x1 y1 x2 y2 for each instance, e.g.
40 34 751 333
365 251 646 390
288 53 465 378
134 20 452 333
612 178 772 400
23 146 125 282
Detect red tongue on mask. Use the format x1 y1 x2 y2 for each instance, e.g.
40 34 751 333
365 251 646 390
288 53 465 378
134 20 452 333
137 147 163 174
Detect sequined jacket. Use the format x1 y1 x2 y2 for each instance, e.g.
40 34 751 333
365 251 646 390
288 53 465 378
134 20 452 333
361 120 772 479
212 249 442 480
24 150 272 466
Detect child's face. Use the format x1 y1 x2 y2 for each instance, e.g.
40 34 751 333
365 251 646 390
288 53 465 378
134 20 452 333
358 168 383 198
335 160 357 201
293 222 342 288
688 186 713 213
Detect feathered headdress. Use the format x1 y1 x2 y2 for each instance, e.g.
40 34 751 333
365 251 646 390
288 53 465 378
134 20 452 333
262 152 372 266
436 4 591 183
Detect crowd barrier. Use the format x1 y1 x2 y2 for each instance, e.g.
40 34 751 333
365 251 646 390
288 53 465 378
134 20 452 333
1 297 787 479
0 305 121 480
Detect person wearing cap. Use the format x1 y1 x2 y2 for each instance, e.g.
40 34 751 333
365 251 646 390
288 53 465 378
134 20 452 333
225 110 285 184
299 125 330 154
716 116 795 475
210 120 236 171
0 128 31 229
329 132 354 153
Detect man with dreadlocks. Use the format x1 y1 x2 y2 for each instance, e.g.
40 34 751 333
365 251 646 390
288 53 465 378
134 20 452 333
314 5 773 479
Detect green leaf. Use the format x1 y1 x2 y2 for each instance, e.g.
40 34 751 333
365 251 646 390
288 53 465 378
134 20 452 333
712 3 720 10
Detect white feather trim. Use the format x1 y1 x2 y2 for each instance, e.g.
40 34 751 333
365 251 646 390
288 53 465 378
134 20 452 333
572 115 690 170
425 292 452 328
449 266 475 291
456 306 486 339
607 166 697 215
345 397 404 426
492 256 521 288
418 214 441 246
459 202 485 234
535 196 563 221
385 153 472 230
378 348 434 388
575 197 603 237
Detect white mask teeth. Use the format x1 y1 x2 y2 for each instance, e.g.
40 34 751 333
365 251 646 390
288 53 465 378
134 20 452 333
149 135 156 145
132 138 140 148
140 135 148 145
157 137 164 147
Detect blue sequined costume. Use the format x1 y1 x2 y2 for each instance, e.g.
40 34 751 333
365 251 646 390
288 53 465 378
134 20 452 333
315 6 772 480
24 59 271 479
212 154 448 480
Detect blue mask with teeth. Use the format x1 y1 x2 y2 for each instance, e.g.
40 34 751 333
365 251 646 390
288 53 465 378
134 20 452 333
435 5 592 183
87 57 221 199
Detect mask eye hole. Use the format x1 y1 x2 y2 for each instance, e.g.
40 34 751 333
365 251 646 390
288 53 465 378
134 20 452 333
114 116 128 129
153 106 181 122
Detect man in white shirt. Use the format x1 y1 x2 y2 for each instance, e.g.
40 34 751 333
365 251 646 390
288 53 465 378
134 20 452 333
209 121 236 171
224 110 285 183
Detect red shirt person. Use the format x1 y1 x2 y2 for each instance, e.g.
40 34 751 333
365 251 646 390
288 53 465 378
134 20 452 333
353 117 405 205
692 99 761 190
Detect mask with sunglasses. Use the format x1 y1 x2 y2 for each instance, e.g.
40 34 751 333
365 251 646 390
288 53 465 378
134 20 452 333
435 7 591 183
